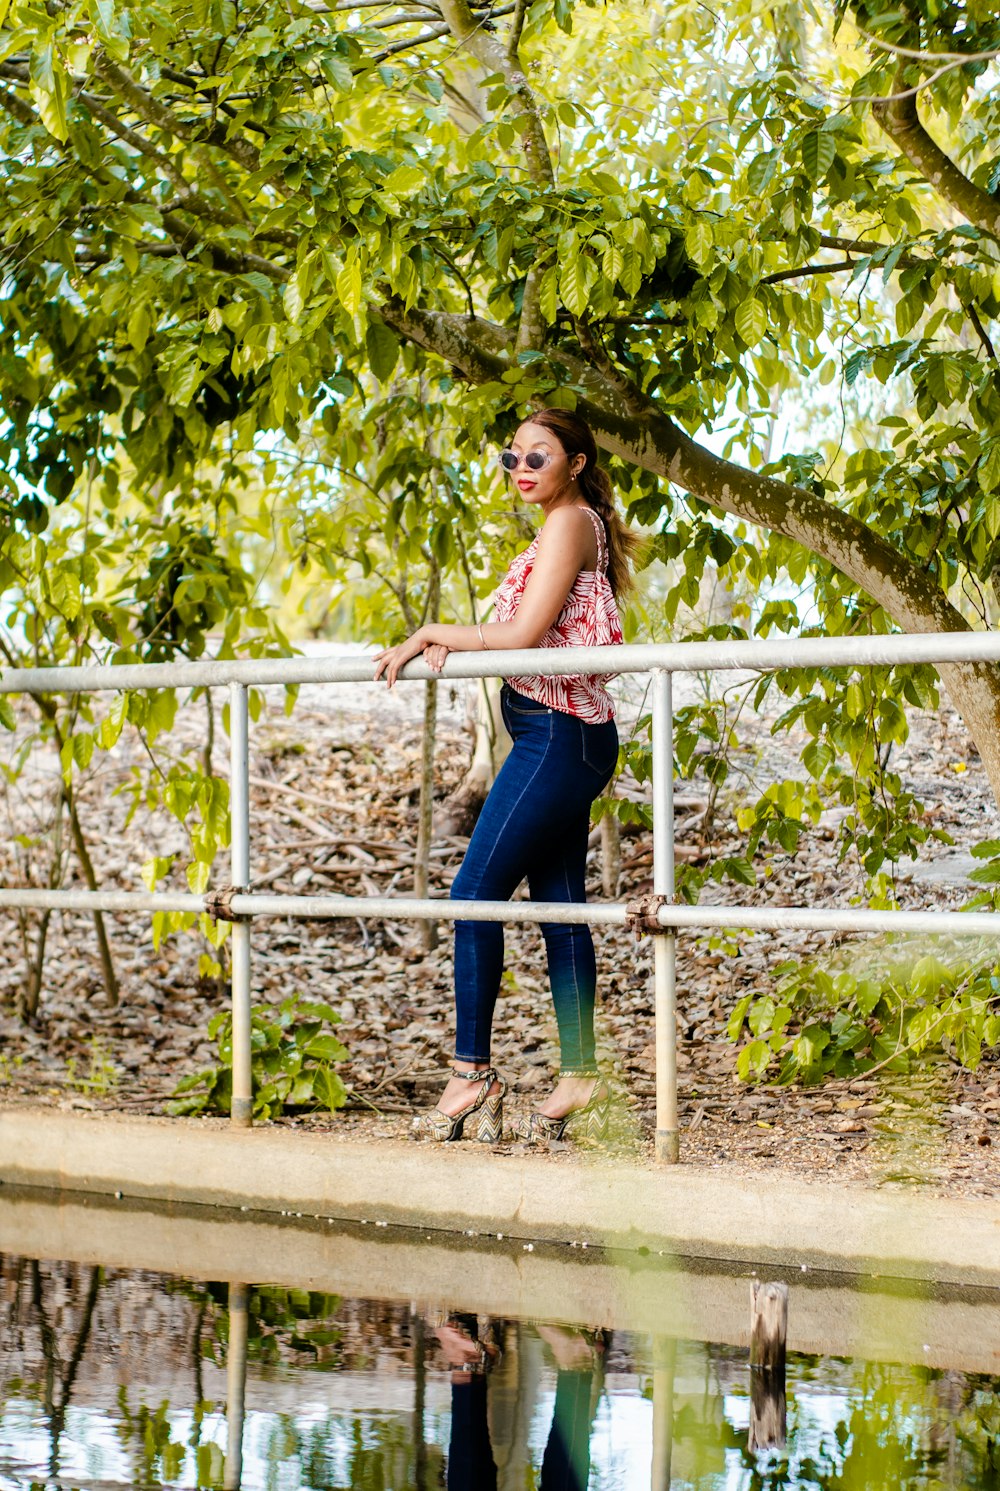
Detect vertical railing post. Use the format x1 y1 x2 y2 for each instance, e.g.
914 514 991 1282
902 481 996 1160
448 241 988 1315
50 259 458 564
652 668 679 1163
229 681 252 1129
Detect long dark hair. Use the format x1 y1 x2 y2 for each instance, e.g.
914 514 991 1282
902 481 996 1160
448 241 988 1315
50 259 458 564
523 408 640 599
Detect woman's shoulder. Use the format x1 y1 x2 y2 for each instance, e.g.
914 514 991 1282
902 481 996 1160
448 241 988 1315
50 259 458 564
537 504 598 551
544 503 596 532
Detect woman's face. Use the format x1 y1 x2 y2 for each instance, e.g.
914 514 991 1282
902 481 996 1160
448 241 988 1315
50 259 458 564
506 421 584 508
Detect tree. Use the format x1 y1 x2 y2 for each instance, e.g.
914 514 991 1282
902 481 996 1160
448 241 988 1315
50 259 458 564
2 0 1000 811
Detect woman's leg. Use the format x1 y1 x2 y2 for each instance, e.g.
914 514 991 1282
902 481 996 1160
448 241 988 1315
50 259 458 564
437 698 615 1120
435 713 555 1115
527 807 598 1076
525 715 616 1117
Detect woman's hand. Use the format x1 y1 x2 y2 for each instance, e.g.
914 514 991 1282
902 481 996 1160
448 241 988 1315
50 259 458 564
424 642 450 675
373 630 452 687
372 630 426 688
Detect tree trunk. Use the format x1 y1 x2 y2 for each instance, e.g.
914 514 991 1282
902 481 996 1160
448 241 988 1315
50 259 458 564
601 810 621 899
17 783 65 1022
414 676 439 953
436 679 510 837
62 781 120 1007
414 566 440 951
31 696 120 1005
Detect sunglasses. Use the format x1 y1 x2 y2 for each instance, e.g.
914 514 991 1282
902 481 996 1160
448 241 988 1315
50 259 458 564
497 448 552 473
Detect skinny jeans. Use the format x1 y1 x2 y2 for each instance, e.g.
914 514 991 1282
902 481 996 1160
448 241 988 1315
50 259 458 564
450 685 618 1073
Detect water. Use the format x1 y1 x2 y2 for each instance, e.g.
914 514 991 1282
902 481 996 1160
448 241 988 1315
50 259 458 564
3 1226 1000 1489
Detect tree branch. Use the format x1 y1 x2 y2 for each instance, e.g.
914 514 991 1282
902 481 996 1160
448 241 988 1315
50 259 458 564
507 0 528 58
762 258 861 285
90 52 262 175
75 84 192 196
436 0 553 356
817 233 927 271
387 301 985 648
872 63 1000 242
0 82 39 129
369 10 444 27
966 301 998 365
368 23 451 62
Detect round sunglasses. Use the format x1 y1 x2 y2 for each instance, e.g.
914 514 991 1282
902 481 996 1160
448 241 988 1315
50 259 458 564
497 448 552 473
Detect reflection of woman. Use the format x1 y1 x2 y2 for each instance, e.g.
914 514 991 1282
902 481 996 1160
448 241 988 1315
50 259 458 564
535 1325 603 1491
435 1315 499 1491
374 409 638 1145
435 1316 601 1491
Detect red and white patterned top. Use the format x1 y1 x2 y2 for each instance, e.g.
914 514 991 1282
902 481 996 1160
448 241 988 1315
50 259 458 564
493 505 623 723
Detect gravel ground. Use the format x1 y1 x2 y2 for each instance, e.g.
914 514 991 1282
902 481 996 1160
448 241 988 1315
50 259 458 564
1 654 999 1199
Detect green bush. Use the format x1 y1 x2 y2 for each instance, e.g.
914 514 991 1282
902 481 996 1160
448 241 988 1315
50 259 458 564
728 952 1000 1085
171 995 349 1119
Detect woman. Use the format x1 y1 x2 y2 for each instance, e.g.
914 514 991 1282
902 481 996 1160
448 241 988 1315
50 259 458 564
373 408 637 1143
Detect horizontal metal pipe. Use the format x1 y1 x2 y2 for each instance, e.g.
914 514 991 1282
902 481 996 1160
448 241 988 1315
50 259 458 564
3 630 1000 694
2 886 1000 938
0 889 205 913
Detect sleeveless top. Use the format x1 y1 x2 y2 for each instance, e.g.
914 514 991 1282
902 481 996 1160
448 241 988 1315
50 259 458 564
493 505 623 723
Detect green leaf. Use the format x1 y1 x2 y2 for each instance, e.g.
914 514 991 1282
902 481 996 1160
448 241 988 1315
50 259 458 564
602 242 624 285
384 164 424 196
336 252 363 318
559 255 590 317
314 1067 347 1111
0 697 14 731
320 53 353 92
366 320 399 383
735 297 766 347
684 221 714 271
294 1000 342 1023
800 130 835 182
746 151 777 196
539 265 559 324
727 993 753 1042
910 955 955 998
979 445 1000 495
304 1033 349 1060
736 1038 770 1081
283 273 305 325
30 49 68 142
925 354 964 406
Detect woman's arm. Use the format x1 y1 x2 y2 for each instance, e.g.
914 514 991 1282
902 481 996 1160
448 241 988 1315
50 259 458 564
373 507 594 686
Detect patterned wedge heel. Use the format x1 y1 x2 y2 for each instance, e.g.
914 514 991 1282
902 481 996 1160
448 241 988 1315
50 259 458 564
516 1076 611 1145
415 1066 506 1143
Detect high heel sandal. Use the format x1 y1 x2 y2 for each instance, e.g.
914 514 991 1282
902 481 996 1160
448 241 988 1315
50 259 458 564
415 1066 506 1143
515 1073 611 1145
429 1312 503 1375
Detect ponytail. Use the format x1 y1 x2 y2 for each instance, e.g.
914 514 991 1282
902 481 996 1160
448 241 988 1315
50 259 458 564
522 407 640 600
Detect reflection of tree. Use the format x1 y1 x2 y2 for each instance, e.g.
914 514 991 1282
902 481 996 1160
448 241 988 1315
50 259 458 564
30 1259 101 1479
115 1390 192 1488
723 1360 1000 1491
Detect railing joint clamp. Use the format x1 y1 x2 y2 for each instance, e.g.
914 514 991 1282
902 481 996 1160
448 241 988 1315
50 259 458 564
625 893 670 939
204 885 247 922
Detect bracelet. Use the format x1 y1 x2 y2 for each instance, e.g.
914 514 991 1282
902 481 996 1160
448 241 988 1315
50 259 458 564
477 623 489 651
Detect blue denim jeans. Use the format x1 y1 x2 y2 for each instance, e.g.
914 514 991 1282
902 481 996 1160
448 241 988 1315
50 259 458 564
450 685 618 1073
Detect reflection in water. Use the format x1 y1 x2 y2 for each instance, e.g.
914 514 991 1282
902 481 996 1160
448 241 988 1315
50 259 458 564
651 1336 675 1491
435 1316 601 1491
224 1283 248 1491
4 1252 1000 1489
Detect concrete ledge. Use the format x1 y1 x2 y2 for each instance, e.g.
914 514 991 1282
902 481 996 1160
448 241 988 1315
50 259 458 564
4 1184 1000 1374
2 1106 1000 1288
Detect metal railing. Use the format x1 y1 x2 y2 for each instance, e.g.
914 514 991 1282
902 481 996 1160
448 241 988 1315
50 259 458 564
3 630 1000 1161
